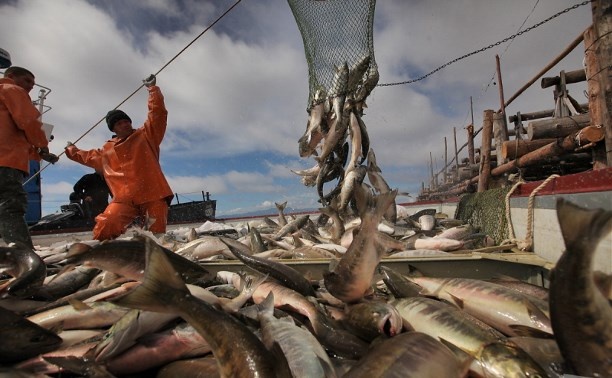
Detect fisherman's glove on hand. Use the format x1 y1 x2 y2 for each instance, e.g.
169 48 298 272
143 74 156 88
38 147 59 164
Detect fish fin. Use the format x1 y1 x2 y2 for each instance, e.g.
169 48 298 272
187 228 198 242
400 232 421 249
111 238 188 313
292 234 305 248
377 232 406 252
68 298 93 311
491 274 521 282
257 292 275 318
507 324 554 339
48 323 64 335
523 299 552 333
316 355 337 378
327 258 340 272
447 293 465 309
406 264 424 277
439 337 472 360
65 242 92 259
43 355 111 377
240 273 267 298
593 270 612 301
46 264 77 284
438 339 474 377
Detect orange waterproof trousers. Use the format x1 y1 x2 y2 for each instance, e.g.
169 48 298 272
92 199 168 241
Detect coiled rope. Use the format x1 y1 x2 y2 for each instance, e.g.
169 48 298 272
502 174 560 251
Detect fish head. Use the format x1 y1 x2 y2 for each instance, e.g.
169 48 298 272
479 341 548 378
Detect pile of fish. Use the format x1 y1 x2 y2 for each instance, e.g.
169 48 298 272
0 192 610 377
294 55 390 221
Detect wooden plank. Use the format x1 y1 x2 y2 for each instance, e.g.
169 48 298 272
527 113 590 140
501 139 557 160
540 68 586 88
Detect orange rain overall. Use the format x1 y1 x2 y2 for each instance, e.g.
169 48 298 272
0 76 50 248
66 86 173 240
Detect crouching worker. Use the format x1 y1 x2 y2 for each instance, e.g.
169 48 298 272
65 74 173 241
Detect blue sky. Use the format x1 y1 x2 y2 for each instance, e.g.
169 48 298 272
0 0 591 217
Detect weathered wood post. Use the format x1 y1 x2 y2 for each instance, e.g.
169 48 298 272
493 111 509 165
444 137 448 184
429 152 435 190
453 127 459 181
478 110 494 192
467 124 475 165
584 0 611 167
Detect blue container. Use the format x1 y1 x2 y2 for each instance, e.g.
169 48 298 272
24 160 42 225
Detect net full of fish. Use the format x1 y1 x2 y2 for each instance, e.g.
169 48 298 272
0 197 609 378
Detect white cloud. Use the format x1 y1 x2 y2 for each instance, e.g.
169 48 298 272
1 0 593 217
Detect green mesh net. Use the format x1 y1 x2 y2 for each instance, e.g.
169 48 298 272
454 186 513 245
287 0 378 109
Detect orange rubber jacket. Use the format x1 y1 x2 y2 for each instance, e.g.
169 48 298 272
0 77 49 174
65 86 173 205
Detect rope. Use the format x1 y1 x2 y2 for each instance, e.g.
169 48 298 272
24 0 242 186
503 178 525 242
377 1 590 87
502 174 560 251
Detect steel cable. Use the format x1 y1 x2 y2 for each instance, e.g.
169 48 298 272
25 0 243 186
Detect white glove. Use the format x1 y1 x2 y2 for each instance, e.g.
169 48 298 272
143 74 156 88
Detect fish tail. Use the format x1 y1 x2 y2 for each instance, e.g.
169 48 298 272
257 292 275 318
65 242 92 259
275 201 287 212
112 238 188 314
556 199 612 252
366 188 398 221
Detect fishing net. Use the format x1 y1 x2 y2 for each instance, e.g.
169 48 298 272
287 0 378 109
454 186 512 245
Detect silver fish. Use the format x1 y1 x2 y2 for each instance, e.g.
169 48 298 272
221 236 316 297
275 201 288 227
257 292 337 378
324 186 397 303
345 111 363 175
408 276 552 337
0 245 47 298
64 236 211 284
111 238 279 378
27 300 130 331
343 300 403 342
344 331 468 378
252 280 368 360
105 322 212 375
392 296 547 378
0 306 62 363
272 214 310 241
366 148 396 223
346 55 371 95
337 166 367 212
298 101 326 158
549 199 612 377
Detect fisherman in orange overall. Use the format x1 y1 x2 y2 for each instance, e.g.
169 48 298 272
65 74 173 240
0 66 59 248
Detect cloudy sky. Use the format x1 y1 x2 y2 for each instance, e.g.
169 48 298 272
1 0 592 218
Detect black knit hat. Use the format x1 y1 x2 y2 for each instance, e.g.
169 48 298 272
105 110 132 131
